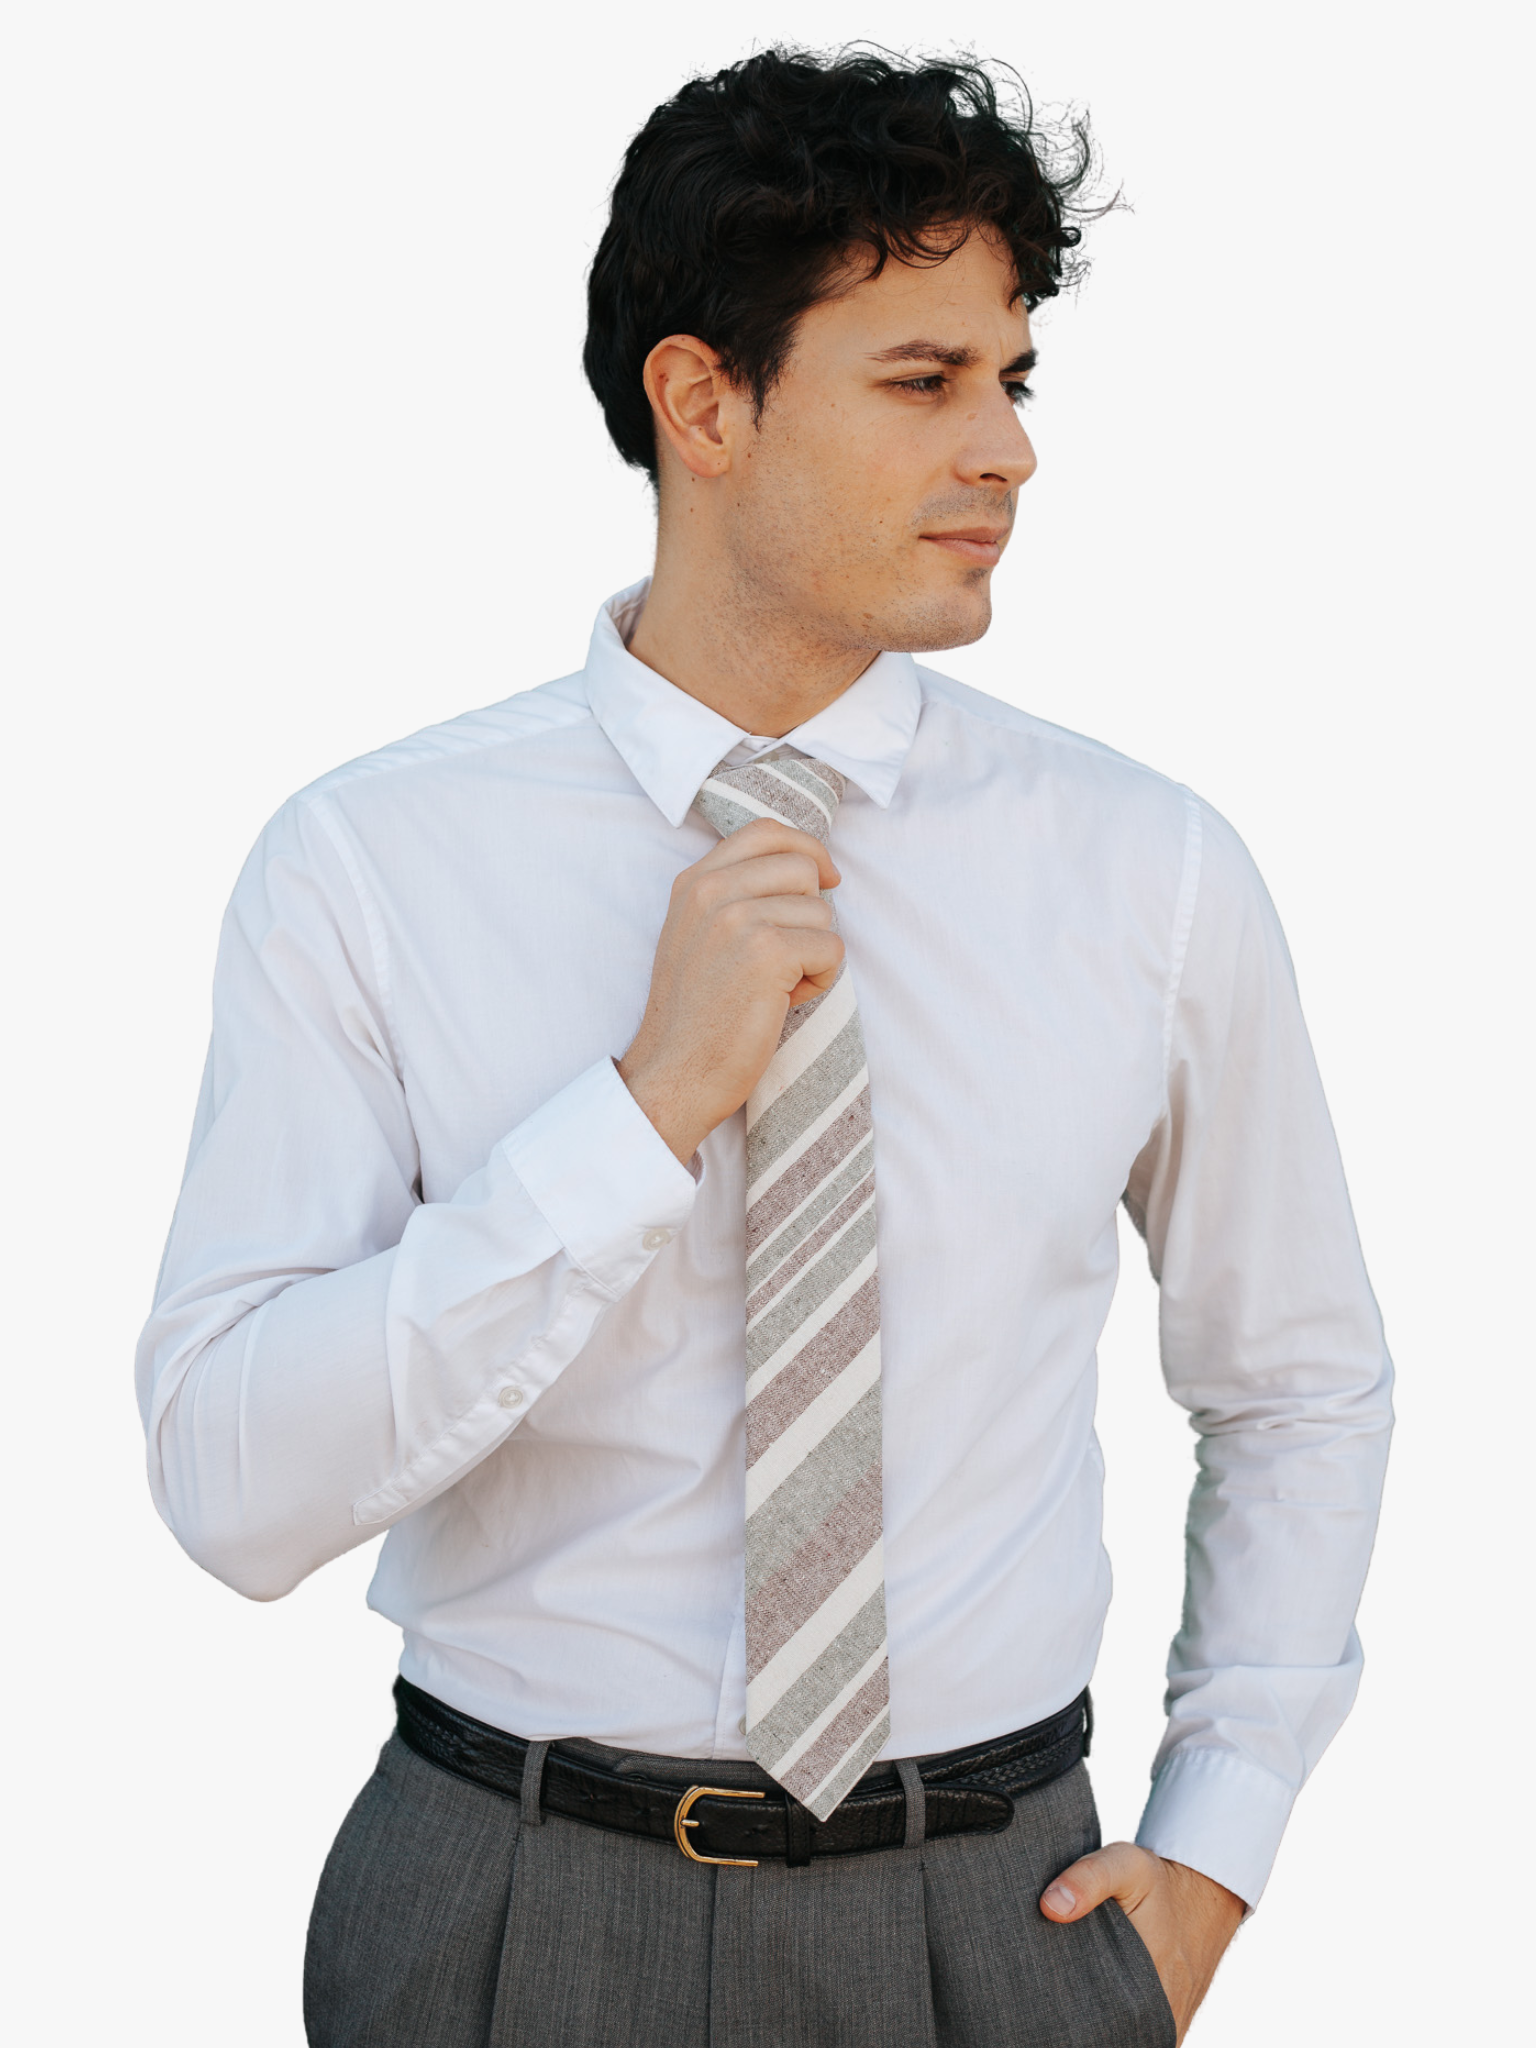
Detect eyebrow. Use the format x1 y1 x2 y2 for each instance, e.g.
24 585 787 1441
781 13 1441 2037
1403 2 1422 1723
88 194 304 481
867 340 1038 375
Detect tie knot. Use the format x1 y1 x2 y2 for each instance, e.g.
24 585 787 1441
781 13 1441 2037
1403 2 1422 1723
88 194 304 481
694 748 847 846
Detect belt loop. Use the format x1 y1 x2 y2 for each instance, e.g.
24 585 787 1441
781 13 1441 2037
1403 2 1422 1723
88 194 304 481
520 1739 551 1827
784 1793 814 1869
896 1759 926 1849
1082 1688 1093 1757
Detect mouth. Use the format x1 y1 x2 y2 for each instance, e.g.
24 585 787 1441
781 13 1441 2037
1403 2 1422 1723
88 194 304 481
918 527 1008 566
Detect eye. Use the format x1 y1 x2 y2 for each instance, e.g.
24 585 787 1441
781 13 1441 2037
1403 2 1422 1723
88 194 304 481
1006 381 1035 407
891 375 946 395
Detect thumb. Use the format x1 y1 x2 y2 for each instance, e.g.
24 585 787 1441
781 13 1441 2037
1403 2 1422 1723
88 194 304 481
1040 1841 1157 1923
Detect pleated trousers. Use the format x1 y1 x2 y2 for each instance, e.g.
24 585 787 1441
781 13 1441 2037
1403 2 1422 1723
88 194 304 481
305 1731 1175 2048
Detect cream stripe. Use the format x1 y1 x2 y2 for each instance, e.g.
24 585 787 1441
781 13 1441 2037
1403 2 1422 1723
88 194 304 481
745 1334 882 1514
745 1537 885 1720
750 972 856 1112
746 1184 875 1330
749 1134 875 1286
801 1707 892 1817
745 1066 868 1207
698 775 831 832
750 760 839 827
697 783 785 828
768 1643 889 1780
743 1257 878 1404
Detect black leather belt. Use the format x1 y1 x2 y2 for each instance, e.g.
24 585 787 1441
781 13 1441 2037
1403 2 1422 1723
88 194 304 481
395 1677 1090 1868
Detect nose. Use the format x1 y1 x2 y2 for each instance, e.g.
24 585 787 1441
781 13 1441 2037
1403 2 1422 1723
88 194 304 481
960 392 1038 493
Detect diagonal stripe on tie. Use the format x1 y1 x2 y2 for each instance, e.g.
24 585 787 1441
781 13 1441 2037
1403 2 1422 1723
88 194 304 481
695 746 889 1823
746 1132 875 1294
746 1167 876 1320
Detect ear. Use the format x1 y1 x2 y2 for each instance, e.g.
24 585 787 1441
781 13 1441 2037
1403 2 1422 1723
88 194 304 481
643 335 740 479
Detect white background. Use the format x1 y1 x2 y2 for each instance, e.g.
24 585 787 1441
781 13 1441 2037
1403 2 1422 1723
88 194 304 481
3 2 1530 2041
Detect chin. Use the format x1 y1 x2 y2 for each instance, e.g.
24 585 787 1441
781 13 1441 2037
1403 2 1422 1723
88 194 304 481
874 582 994 655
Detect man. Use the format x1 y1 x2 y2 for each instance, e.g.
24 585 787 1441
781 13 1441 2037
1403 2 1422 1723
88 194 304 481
138 48 1392 2048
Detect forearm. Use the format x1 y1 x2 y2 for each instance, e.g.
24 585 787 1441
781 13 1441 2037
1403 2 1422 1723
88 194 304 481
143 1224 581 1599
1135 1388 1393 1903
1125 799 1395 1904
146 1250 401 1597
141 1059 698 1599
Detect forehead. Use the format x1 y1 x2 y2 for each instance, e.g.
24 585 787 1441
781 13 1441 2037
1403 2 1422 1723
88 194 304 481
801 230 1032 360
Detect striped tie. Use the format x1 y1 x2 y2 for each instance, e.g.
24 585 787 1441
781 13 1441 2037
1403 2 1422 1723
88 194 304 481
694 748 888 1824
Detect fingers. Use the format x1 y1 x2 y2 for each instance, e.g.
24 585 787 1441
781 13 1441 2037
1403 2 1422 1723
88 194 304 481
787 968 843 1006
782 930 844 993
1040 1842 1160 1923
620 817 847 1165
696 818 840 891
739 894 837 932
695 853 834 909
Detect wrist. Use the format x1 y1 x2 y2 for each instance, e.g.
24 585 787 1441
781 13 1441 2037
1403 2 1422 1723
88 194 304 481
1164 1859 1246 1935
616 1051 712 1165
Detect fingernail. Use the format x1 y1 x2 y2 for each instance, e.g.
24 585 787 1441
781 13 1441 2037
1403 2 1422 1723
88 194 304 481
1044 1885 1076 1914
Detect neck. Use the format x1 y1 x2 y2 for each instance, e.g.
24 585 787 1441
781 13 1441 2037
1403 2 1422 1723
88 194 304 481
626 515 876 738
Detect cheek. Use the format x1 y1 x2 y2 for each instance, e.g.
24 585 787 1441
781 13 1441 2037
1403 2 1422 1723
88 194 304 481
744 406 921 572
806 417 916 533
840 411 936 526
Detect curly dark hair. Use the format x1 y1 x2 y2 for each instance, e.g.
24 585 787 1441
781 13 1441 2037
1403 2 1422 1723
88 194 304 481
584 48 1097 481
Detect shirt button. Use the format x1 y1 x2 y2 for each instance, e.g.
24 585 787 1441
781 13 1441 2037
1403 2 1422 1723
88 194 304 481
642 1228 672 1251
737 1716 747 1737
497 1384 524 1410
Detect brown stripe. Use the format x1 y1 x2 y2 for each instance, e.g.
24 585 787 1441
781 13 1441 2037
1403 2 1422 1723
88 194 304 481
746 1087 871 1256
747 1010 866 1184
745 1203 876 1379
744 1385 882 1597
745 1465 885 1679
746 1273 880 1460
746 1132 874 1294
746 1169 874 1320
781 1664 890 1801
792 1704 892 1819
749 1583 886 1768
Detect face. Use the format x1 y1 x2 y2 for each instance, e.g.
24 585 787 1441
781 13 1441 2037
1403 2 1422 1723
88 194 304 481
710 229 1037 655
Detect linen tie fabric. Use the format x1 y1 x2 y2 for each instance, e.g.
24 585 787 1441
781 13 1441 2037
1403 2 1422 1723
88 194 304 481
694 747 888 1823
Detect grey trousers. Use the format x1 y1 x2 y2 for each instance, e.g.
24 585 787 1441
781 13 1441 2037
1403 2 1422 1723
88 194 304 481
305 1731 1175 2048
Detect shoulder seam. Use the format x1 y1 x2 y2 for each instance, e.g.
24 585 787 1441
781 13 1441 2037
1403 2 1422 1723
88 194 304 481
1162 791 1205 1110
297 678 593 804
306 795 405 1077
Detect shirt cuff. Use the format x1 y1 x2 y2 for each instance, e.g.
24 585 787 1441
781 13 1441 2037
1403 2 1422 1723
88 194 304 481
498 1057 700 1298
1135 1747 1298 1911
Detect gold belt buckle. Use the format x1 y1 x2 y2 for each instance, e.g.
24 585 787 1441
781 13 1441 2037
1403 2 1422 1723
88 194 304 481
673 1785 765 1867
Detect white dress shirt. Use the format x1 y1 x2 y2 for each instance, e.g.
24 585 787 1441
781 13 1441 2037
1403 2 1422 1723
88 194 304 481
138 580 1392 1907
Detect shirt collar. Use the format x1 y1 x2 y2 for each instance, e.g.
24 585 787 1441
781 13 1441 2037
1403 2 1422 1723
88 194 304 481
583 579 923 828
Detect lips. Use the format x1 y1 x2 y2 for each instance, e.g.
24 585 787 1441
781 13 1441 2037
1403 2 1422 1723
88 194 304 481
919 528 1008 564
